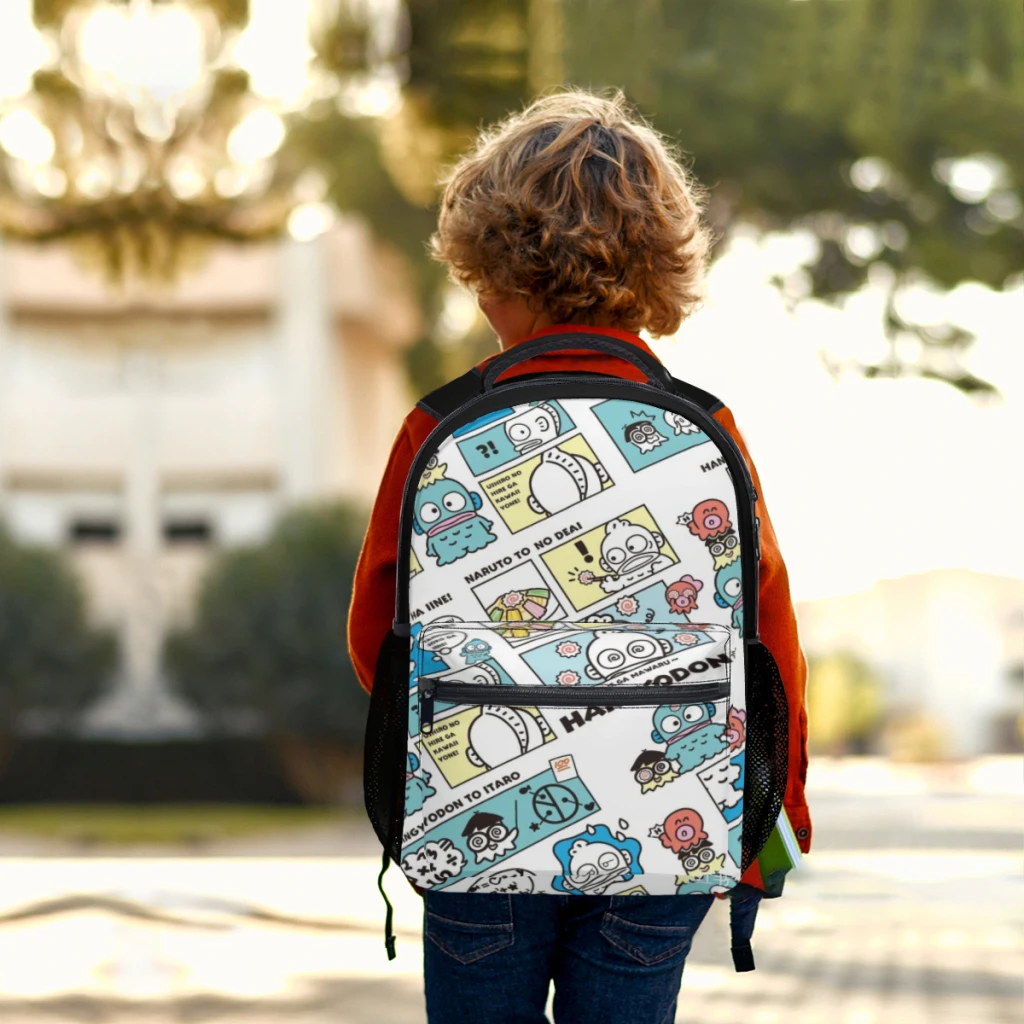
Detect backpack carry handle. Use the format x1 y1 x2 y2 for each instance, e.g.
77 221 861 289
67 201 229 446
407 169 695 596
481 333 673 392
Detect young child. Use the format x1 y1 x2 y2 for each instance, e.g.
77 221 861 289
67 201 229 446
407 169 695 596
349 89 810 1024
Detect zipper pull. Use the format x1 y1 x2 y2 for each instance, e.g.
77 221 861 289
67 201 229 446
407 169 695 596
420 679 435 733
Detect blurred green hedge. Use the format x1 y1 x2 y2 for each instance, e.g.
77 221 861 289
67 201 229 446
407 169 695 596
164 503 369 748
0 526 116 734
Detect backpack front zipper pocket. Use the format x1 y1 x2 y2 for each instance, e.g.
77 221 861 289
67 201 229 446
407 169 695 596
419 678 731 732
415 620 736 732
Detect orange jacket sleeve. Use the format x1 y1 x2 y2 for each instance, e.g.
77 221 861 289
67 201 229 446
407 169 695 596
715 406 811 854
348 423 416 693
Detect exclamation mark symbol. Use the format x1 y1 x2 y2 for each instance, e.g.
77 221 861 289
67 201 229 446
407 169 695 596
476 440 499 458
575 540 594 564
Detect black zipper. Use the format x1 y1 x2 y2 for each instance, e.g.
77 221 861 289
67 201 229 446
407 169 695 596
396 377 760 637
419 679 730 732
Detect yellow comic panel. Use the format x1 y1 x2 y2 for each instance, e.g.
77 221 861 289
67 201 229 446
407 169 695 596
540 505 679 612
422 704 556 788
480 436 613 534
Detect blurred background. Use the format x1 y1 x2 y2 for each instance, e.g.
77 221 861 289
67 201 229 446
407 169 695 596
0 0 1021 1021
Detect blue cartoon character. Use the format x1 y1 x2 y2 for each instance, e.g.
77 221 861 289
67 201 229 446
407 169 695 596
552 823 643 895
713 559 744 630
460 638 492 664
414 472 497 566
651 703 727 772
405 752 436 813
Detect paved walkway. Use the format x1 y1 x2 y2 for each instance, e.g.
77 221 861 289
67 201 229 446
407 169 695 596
0 758 1020 1023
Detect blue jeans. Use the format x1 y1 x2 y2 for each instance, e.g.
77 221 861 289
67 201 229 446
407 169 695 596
422 892 715 1024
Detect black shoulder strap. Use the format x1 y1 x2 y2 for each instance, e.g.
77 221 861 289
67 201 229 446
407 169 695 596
416 367 483 420
416 366 724 422
671 376 724 416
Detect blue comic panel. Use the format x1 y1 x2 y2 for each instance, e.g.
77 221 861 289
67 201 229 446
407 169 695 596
520 625 721 688
456 401 575 476
591 399 710 472
399 755 600 890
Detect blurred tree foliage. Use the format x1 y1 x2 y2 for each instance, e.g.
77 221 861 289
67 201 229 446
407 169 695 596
0 527 116 733
806 650 884 755
300 0 1022 396
164 503 368 747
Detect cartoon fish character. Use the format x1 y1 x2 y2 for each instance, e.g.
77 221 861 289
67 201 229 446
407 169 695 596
527 447 608 515
713 559 744 630
504 402 561 454
460 638 492 664
404 752 436 814
631 750 681 793
651 703 728 772
414 476 497 566
595 518 674 594
552 823 643 895
584 630 673 682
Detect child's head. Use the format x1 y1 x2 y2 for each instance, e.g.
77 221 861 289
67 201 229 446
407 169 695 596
432 89 711 343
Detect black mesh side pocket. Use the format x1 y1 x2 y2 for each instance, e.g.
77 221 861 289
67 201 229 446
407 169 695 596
363 629 410 862
741 639 789 872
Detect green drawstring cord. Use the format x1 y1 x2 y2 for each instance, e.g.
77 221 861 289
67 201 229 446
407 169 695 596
378 848 396 960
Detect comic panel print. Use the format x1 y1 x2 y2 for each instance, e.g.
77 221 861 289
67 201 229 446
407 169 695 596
539 505 679 612
591 399 709 472
470 561 565 643
584 575 709 625
400 755 599 890
455 401 575 476
520 625 724 688
480 435 613 533
421 702 557 788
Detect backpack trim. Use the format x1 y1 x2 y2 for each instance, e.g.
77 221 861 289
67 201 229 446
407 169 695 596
417 365 725 422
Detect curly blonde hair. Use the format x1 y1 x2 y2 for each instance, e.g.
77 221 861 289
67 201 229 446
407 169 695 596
431 89 711 337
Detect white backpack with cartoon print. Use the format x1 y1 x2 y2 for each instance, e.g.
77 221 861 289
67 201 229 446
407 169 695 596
364 335 789 967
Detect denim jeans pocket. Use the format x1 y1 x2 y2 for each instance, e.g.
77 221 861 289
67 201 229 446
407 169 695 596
424 893 514 965
600 895 711 967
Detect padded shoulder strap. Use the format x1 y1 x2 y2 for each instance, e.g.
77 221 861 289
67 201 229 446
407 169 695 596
671 376 724 416
416 367 483 421
416 366 724 422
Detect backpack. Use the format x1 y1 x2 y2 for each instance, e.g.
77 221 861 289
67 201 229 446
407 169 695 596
363 334 791 968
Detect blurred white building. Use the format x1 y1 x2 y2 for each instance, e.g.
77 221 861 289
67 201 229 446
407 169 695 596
797 570 1024 756
0 222 419 737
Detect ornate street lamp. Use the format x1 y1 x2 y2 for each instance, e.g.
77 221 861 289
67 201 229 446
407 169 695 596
0 0 399 279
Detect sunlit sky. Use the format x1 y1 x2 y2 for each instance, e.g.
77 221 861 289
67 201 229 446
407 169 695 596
650 231 1023 602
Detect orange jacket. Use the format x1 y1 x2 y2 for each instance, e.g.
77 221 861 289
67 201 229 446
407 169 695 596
348 324 811 854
